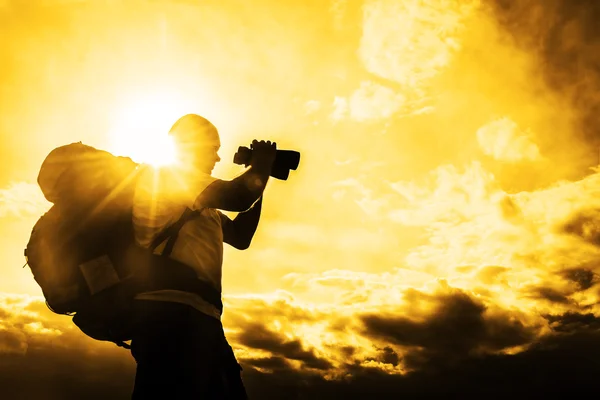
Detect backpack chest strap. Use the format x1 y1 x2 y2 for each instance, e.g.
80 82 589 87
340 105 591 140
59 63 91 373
149 207 203 257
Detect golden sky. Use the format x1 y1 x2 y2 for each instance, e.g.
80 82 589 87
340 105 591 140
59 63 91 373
2 0 600 398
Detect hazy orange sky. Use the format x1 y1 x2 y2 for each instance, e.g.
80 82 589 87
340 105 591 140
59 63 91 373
2 0 600 398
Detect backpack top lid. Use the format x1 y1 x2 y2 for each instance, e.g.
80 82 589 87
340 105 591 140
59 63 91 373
37 142 138 208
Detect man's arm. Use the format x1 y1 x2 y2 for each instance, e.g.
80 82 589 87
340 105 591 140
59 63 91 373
196 166 269 212
220 196 264 250
195 140 276 212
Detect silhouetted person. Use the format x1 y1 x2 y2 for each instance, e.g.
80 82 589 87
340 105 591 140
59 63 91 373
129 114 276 398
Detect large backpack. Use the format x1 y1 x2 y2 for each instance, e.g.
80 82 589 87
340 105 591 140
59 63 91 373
24 142 222 348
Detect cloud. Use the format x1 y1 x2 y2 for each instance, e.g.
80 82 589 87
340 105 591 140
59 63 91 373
476 265 510 285
1 288 600 398
3 0 600 398
331 176 394 218
285 155 600 336
387 162 600 280
328 0 479 124
489 0 600 153
304 100 322 114
329 0 347 31
236 320 333 371
0 293 136 399
0 293 122 353
562 208 600 247
223 118 600 389
545 311 600 333
237 314 600 398
0 182 51 218
0 327 27 354
359 0 477 89
527 287 572 305
224 280 544 378
476 117 542 162
330 96 348 121
561 268 598 291
360 286 535 369
330 81 406 121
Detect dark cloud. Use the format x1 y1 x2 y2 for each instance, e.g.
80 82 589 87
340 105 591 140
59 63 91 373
545 311 600 333
488 0 600 172
561 268 598 291
4 331 600 399
225 297 320 325
243 329 600 398
364 346 401 368
379 346 400 367
456 265 476 274
0 297 135 399
0 346 135 400
337 344 356 358
0 328 26 354
499 196 523 222
360 289 535 369
243 356 291 371
562 208 600 246
224 298 334 370
2 296 600 398
528 287 572 304
235 321 333 371
476 266 510 285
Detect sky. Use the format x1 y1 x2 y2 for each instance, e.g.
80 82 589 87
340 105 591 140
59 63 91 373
2 0 600 398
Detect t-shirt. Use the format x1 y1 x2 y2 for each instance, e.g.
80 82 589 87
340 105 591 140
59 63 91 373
132 165 223 319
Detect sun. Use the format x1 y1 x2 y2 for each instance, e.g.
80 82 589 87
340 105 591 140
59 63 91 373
107 91 191 167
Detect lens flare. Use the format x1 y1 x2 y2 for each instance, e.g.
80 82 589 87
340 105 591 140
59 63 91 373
107 92 192 166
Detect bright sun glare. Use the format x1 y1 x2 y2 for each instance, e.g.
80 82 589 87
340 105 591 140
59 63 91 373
108 92 191 166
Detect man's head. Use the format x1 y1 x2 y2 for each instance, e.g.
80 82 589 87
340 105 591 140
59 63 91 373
168 114 221 174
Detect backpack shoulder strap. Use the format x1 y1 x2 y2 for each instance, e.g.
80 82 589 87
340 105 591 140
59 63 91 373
149 207 204 257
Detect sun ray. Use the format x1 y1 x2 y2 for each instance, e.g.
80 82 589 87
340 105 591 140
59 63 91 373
107 91 194 167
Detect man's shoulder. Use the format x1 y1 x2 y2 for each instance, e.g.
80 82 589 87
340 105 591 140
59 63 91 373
134 165 221 210
136 165 218 183
135 164 176 182
134 165 186 192
133 166 181 207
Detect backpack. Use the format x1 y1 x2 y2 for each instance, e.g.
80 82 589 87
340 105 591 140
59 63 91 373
24 142 222 348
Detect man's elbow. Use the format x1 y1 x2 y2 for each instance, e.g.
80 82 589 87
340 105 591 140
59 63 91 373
229 191 257 212
218 184 260 212
237 241 251 250
233 238 251 250
198 180 259 212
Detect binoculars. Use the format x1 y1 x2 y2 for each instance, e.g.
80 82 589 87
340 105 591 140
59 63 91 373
233 146 300 180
